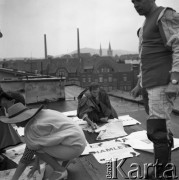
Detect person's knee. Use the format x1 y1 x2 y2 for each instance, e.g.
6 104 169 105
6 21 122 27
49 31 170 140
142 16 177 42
147 119 168 144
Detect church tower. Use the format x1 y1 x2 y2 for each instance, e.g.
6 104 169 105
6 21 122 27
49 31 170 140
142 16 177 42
99 44 102 56
107 42 113 57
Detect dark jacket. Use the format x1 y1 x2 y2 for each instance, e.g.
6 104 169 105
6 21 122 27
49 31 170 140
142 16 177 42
77 88 118 123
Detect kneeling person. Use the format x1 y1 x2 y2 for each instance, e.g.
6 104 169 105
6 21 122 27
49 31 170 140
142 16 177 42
77 82 118 130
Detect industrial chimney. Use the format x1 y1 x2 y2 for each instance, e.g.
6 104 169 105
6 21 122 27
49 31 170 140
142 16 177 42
44 34 47 59
77 28 80 59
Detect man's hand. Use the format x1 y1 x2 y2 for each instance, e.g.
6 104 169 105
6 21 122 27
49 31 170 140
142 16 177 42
131 85 141 98
90 122 98 130
84 116 98 130
165 82 179 101
165 72 179 101
27 157 41 178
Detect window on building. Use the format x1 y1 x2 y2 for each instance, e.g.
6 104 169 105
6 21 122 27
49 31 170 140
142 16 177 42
103 86 108 91
107 68 110 73
109 86 112 91
123 76 127 81
83 78 86 82
88 77 91 82
127 86 131 91
108 77 112 82
99 76 103 82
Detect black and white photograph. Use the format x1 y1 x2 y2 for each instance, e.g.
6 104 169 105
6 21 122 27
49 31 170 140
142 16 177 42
0 0 179 179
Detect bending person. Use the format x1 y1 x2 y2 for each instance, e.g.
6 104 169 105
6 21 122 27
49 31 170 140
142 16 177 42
0 103 87 180
77 82 118 130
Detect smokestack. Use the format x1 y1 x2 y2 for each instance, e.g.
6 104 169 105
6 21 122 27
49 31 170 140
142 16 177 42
44 34 47 59
77 28 80 59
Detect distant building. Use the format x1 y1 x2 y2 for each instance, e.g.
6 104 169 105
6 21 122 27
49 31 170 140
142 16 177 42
72 53 91 59
107 42 113 57
99 44 102 56
2 55 139 92
0 68 37 81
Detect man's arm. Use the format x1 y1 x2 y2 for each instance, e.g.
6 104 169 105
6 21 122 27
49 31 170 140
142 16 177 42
158 8 179 97
131 74 142 98
158 8 179 78
83 114 98 130
11 146 35 180
11 162 27 180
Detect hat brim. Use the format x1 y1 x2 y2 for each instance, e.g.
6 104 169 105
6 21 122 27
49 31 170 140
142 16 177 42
0 105 43 124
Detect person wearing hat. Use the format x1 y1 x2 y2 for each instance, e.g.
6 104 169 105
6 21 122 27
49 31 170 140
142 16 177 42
0 91 24 167
0 91 39 178
0 102 87 180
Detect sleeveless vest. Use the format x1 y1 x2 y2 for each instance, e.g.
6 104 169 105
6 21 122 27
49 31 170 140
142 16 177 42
141 6 172 88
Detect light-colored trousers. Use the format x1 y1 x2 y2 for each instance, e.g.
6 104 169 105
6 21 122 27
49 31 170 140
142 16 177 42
146 85 174 131
38 144 86 161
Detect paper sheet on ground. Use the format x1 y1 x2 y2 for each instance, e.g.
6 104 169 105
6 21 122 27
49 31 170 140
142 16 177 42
2 144 45 180
62 110 77 116
14 126 24 136
0 164 45 180
62 110 88 126
81 140 139 164
118 115 141 126
62 111 141 134
95 119 127 140
62 111 128 139
117 130 179 153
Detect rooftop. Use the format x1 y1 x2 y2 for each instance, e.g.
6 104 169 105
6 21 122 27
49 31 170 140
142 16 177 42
1 86 179 180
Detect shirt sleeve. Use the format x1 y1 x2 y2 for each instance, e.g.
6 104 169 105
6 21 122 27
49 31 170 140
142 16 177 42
158 8 179 72
19 146 36 165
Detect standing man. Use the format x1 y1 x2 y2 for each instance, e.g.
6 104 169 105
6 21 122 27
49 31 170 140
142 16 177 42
131 0 179 179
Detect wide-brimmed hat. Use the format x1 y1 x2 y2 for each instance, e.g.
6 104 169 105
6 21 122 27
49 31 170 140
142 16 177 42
0 102 43 124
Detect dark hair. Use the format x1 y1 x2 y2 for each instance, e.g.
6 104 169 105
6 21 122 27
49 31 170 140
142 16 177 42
89 82 99 91
0 91 25 105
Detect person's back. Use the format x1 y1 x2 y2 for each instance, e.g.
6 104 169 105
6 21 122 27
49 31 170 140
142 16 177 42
25 109 87 150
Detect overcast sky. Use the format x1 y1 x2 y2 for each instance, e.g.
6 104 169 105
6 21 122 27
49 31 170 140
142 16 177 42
0 0 178 59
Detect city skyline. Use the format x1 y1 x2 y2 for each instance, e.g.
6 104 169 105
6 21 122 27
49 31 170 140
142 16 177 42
0 0 178 59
